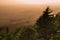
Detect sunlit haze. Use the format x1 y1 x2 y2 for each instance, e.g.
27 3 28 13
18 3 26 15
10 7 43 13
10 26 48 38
0 0 60 5
0 0 60 27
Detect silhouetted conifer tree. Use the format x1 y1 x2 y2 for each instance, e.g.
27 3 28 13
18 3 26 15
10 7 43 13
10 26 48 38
35 7 55 40
36 7 53 27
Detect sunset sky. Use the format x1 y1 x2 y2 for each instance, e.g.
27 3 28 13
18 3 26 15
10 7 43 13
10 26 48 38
0 0 60 5
0 0 60 26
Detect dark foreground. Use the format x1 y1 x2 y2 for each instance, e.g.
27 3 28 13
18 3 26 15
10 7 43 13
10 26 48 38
0 7 60 40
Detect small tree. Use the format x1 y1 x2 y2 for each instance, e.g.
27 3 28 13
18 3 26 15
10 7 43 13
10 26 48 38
36 7 53 27
35 7 55 40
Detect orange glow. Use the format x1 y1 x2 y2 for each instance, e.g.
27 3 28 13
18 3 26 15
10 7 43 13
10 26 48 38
0 0 60 5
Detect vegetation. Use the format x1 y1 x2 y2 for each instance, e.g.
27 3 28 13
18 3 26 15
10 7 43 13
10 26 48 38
35 7 60 40
0 7 60 40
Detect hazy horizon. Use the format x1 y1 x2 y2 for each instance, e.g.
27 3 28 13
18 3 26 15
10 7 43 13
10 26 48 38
0 0 60 5
0 0 60 27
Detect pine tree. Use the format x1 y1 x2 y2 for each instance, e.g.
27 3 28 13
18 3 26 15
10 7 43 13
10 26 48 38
35 7 55 40
36 7 53 27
